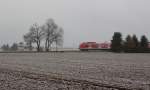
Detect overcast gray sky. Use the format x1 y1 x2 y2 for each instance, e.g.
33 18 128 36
0 0 150 47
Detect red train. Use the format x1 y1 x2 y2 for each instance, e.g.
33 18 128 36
79 42 111 51
79 42 150 51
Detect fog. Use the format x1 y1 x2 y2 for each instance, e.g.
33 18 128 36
0 0 150 47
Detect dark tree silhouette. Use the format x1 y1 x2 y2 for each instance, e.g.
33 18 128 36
125 35 135 49
124 35 137 52
140 35 149 49
11 43 18 51
1 44 10 51
132 34 139 48
111 32 123 52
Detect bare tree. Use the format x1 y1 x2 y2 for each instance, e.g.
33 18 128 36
53 28 64 51
28 23 44 52
24 32 33 51
42 19 58 51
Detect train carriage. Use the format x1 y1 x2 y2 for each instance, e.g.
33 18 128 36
79 42 111 51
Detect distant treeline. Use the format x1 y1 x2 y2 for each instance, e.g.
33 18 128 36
111 32 150 53
1 18 64 52
1 43 18 51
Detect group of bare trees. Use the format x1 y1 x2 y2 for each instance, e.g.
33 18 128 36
24 19 64 52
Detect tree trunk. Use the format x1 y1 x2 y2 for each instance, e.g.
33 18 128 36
56 42 58 51
29 42 32 51
37 41 41 52
45 39 49 52
47 40 50 51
